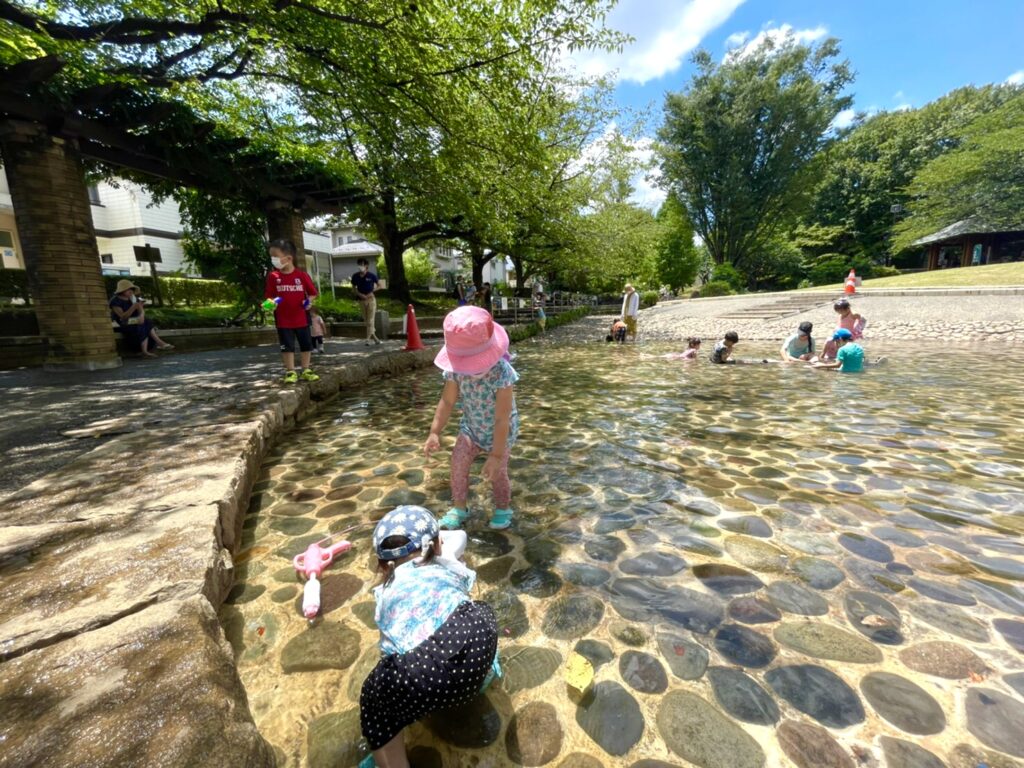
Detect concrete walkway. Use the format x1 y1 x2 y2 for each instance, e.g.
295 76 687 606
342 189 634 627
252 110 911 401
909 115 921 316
0 337 410 496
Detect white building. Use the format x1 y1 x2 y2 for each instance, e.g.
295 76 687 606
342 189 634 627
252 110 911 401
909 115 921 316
0 167 335 283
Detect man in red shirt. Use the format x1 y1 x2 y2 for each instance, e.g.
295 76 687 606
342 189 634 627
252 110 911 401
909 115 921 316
264 239 320 383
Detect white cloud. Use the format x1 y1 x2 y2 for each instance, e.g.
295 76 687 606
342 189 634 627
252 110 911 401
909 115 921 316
1006 70 1024 85
574 126 667 210
570 0 747 84
724 31 750 48
832 109 856 130
727 23 828 60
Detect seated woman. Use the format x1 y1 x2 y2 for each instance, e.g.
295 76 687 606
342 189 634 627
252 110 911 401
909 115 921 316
108 279 173 357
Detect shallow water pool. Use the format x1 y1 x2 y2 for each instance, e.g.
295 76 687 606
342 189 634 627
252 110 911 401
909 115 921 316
222 341 1024 767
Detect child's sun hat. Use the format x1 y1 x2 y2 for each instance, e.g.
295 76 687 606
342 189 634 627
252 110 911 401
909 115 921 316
373 506 440 561
832 328 854 341
435 305 510 376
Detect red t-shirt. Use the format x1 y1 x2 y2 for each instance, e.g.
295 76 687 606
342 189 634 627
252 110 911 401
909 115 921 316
264 269 318 329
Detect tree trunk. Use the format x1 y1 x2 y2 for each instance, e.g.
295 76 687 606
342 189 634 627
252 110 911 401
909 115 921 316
374 192 411 304
1 122 119 370
469 241 493 288
265 202 307 270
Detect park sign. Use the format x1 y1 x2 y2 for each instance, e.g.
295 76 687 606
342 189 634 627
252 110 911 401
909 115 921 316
133 244 162 264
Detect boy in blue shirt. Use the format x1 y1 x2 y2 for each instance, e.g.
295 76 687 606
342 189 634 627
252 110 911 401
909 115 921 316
812 329 863 373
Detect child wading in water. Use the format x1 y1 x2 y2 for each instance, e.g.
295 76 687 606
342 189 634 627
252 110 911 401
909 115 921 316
834 298 866 339
710 331 739 363
425 306 519 530
359 506 499 768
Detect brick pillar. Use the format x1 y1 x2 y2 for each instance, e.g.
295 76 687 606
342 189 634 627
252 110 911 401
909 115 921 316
0 122 120 370
265 202 307 270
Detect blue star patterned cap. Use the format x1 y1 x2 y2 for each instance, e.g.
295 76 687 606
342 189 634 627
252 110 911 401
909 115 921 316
373 505 441 561
832 328 853 341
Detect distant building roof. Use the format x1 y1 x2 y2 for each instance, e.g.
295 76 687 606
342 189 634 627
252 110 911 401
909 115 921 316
913 218 1024 246
331 241 383 257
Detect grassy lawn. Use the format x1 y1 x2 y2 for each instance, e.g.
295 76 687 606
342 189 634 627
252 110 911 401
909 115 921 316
807 261 1024 291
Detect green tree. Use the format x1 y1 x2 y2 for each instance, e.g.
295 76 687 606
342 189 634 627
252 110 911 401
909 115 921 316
804 85 1019 263
402 248 438 289
177 190 268 307
654 193 699 290
657 36 852 281
894 90 1024 250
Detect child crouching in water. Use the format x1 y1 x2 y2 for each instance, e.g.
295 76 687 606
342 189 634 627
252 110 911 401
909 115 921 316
425 306 519 530
606 318 628 343
360 506 499 768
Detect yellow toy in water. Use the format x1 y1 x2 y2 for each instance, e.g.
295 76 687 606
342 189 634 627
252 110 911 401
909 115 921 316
564 651 594 699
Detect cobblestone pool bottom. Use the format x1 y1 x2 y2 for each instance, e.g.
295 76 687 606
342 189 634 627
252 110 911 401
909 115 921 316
222 342 1024 767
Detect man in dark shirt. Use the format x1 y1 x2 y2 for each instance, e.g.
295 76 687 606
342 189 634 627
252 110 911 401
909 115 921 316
351 258 381 345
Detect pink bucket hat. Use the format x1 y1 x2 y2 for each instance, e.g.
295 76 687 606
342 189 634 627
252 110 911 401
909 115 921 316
434 306 509 376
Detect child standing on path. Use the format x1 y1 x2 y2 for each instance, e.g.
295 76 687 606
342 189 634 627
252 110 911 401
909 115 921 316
534 292 547 332
424 306 519 531
359 505 499 768
310 307 327 354
264 239 319 383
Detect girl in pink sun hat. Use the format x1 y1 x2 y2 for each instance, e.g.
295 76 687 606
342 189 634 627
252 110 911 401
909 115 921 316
424 306 519 530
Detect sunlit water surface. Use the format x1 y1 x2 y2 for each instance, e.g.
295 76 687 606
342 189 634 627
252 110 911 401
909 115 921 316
222 342 1024 768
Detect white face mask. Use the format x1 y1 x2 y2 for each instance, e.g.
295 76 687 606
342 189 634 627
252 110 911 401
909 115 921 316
271 257 282 269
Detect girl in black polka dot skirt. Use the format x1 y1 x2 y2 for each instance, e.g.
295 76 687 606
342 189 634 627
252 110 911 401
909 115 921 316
359 506 499 768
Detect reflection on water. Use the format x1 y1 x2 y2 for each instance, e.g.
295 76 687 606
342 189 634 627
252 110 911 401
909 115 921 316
222 342 1024 767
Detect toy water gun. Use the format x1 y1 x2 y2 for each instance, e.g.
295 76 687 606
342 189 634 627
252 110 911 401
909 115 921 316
302 297 312 310
293 535 352 619
262 297 282 311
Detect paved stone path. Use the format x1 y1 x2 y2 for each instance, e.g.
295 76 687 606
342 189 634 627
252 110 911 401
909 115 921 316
629 291 1024 345
0 337 411 496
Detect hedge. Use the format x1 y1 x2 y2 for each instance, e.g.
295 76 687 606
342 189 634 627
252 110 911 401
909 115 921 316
2 269 238 308
0 269 30 304
694 281 735 297
506 306 590 343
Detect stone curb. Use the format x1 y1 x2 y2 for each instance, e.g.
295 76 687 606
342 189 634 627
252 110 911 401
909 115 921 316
0 346 438 768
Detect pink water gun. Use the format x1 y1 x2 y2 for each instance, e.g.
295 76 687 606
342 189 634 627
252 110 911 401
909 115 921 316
293 536 352 619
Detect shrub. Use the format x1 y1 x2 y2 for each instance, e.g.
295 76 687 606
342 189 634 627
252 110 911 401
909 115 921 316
711 263 746 291
804 253 878 286
696 281 735 297
640 290 659 308
0 268 31 304
101 275 238 306
871 265 901 279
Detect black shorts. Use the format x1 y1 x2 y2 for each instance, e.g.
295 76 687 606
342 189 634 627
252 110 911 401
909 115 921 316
360 601 497 749
277 326 313 353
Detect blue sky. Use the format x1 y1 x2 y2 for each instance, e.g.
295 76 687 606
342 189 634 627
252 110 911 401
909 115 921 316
571 0 1024 206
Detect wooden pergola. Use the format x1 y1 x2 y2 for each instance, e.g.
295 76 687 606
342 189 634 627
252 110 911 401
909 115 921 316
0 69 366 369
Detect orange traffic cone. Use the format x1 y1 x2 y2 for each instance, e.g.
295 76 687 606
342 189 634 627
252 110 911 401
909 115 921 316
847 268 856 281
404 305 425 351
844 276 856 295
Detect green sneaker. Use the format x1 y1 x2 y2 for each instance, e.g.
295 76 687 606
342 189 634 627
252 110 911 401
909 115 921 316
439 507 469 530
300 369 320 382
489 508 514 530
282 370 299 384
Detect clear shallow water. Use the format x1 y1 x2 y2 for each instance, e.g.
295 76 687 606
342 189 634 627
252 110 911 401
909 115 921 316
222 342 1024 768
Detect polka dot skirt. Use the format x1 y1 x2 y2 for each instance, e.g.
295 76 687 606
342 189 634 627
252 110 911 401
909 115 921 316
360 601 498 749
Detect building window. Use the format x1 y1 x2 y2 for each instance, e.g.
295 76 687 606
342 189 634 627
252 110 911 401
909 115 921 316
0 230 13 248
100 253 114 264
87 185 101 205
348 236 365 244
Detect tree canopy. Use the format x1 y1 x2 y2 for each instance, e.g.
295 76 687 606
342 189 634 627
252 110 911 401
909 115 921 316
657 36 852 281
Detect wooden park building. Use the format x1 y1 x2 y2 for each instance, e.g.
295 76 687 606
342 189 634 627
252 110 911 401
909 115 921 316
915 219 1024 271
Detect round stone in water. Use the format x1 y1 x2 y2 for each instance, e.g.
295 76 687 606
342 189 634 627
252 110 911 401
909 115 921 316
839 533 894 563
509 566 563 598
619 551 687 577
656 632 709 680
706 666 779 725
878 736 945 768
542 594 604 639
844 590 904 645
773 622 882 663
907 577 976 606
656 691 765 768
557 562 610 587
765 581 829 616
965 688 1024 757
727 596 782 624
859 672 945 735
777 720 854 768
719 516 773 538
619 650 668 694
574 681 644 757
790 556 845 590
899 641 987 679
692 563 765 596
765 664 865 728
713 624 777 668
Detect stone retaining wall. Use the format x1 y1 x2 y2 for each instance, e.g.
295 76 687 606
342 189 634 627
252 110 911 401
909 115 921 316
0 347 438 768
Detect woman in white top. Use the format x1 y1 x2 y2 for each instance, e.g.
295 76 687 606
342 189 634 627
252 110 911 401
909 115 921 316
621 284 640 340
